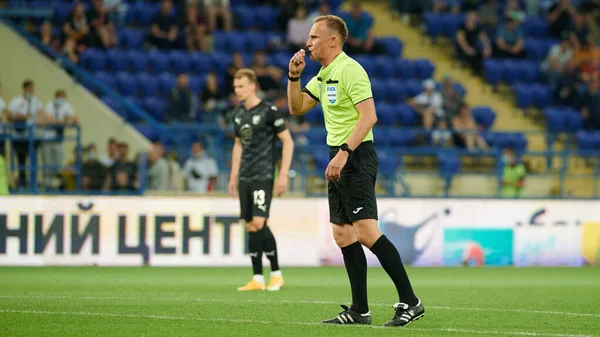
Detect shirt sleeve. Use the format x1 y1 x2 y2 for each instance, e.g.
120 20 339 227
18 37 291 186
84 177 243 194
268 105 287 134
342 63 372 105
8 98 20 114
302 75 320 102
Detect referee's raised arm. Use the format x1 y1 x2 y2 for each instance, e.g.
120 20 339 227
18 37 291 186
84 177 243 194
287 49 317 115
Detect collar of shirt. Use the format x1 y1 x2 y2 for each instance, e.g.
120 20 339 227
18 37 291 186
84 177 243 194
318 51 347 79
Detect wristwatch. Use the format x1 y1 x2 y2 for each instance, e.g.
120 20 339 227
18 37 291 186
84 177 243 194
340 143 353 155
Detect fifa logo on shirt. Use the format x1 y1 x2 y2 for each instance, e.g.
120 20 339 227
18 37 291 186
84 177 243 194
326 85 337 104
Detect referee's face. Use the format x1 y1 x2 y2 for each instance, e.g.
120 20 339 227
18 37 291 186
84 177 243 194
307 22 329 61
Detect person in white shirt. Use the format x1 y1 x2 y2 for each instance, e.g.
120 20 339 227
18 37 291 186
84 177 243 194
409 79 445 130
287 7 312 52
182 141 218 194
8 80 44 188
43 89 78 189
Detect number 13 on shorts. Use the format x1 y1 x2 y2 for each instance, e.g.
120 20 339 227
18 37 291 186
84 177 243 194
253 190 267 212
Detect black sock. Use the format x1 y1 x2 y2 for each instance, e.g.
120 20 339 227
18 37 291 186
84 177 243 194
370 235 418 306
261 224 279 272
248 231 263 276
341 241 369 314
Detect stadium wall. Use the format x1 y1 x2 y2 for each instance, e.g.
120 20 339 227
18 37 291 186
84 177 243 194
1 196 598 267
0 22 151 160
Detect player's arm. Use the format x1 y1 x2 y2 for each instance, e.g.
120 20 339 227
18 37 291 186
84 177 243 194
228 137 242 197
276 129 294 179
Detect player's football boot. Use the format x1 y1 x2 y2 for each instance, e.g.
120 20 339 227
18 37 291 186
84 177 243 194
322 305 372 325
383 299 425 327
266 275 284 291
236 279 266 291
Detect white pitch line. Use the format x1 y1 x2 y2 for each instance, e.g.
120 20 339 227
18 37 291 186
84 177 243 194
1 294 598 319
0 309 596 337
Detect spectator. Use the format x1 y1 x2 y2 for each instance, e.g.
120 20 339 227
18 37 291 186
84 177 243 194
432 118 453 147
345 1 383 55
81 144 106 191
547 0 577 38
276 0 304 33
524 0 541 16
455 11 491 74
201 72 227 123
569 13 592 50
99 137 118 167
182 141 219 193
494 13 525 58
42 89 78 189
504 0 526 21
167 73 197 122
38 21 61 52
62 37 80 64
554 62 580 106
88 0 118 48
409 79 445 129
203 0 232 32
63 3 91 48
165 151 184 191
500 147 526 198
478 0 500 39
148 0 179 50
287 7 312 52
251 50 283 94
572 37 600 82
103 142 137 192
451 103 489 152
224 52 245 95
8 80 44 188
577 78 600 130
441 75 463 120
146 143 170 191
542 32 574 89
580 0 600 21
308 0 330 21
183 4 209 52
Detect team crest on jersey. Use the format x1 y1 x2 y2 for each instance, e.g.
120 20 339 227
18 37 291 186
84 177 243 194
252 115 261 125
326 85 337 104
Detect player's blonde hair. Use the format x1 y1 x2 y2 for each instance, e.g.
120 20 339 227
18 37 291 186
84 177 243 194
234 68 258 84
313 15 348 44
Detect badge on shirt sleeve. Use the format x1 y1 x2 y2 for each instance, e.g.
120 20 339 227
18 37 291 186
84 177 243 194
326 85 337 104
252 115 261 125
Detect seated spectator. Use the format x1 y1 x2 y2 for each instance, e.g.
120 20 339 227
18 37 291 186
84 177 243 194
277 0 304 33
183 4 209 52
203 0 232 32
577 78 600 130
88 0 118 49
148 0 179 50
251 50 283 94
504 0 526 21
167 73 197 122
572 36 600 82
165 151 184 191
455 11 491 74
345 2 384 55
224 52 245 95
451 103 489 152
542 32 574 89
103 142 137 192
478 0 500 39
182 141 219 194
494 13 525 58
38 21 61 52
554 61 580 106
409 79 445 129
431 118 453 148
100 137 118 167
81 144 106 191
63 3 92 48
569 12 592 50
500 147 526 198
308 0 330 21
441 75 463 120
62 37 80 64
547 0 577 38
287 7 312 52
201 72 227 123
146 143 169 191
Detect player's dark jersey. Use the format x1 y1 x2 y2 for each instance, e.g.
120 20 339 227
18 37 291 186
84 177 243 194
231 100 287 182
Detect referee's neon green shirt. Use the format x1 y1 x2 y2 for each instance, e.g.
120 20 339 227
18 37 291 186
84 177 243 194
303 52 374 147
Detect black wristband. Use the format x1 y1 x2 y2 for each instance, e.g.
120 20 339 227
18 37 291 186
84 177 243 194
288 74 300 82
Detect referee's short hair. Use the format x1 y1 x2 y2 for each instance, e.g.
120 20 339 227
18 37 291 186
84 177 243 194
234 68 258 84
314 15 348 44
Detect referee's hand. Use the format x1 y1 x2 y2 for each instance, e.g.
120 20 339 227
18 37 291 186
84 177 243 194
326 150 348 182
289 49 306 76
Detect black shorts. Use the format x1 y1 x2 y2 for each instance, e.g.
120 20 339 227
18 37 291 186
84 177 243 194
238 179 274 222
328 141 379 225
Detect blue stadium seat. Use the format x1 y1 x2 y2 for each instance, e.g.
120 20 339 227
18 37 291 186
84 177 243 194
210 52 231 76
228 31 248 53
119 28 144 50
233 6 256 30
423 13 442 39
533 84 553 109
304 130 327 145
255 6 278 31
393 59 415 79
188 75 204 94
513 83 535 109
519 60 541 83
438 153 461 178
312 151 330 171
542 107 565 133
135 124 159 141
414 59 435 80
397 104 419 126
373 56 391 79
386 79 406 103
523 17 548 38
81 49 106 72
378 36 403 58
53 2 74 24
100 95 122 114
377 151 399 175
143 97 168 122
115 72 137 96
354 55 376 78
169 50 191 74
139 3 160 25
94 72 116 90
124 96 144 122
158 73 176 95
370 79 389 103
148 51 169 73
389 129 417 147
246 32 270 52
484 59 503 86
576 131 600 151
106 50 128 73
137 73 159 97
375 103 396 125
405 80 422 98
471 106 496 129
441 14 465 38
502 60 520 85
189 52 213 75
565 108 583 133
304 104 323 125
126 50 149 74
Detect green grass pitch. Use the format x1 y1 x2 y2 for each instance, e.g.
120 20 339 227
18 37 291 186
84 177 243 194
0 267 599 337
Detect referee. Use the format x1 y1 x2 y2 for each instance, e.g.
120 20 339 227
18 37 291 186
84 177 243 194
287 15 424 327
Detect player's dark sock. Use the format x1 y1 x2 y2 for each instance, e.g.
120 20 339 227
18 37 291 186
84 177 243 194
341 241 369 314
369 235 418 306
248 231 263 276
261 224 279 272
